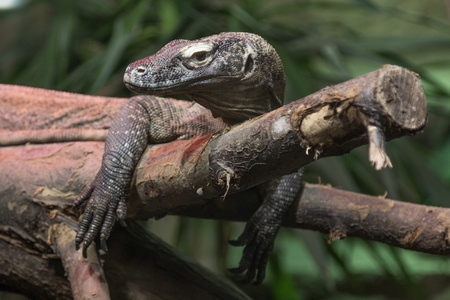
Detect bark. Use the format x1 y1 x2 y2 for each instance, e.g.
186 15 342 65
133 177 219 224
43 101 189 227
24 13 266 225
0 65 433 299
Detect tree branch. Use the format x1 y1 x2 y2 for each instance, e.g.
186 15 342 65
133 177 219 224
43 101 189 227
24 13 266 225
178 183 450 255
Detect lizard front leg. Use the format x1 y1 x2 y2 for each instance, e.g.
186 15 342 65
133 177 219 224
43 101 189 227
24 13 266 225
229 168 304 284
75 96 223 257
75 96 152 256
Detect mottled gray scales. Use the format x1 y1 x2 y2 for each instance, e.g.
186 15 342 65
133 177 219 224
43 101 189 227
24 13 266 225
76 32 303 284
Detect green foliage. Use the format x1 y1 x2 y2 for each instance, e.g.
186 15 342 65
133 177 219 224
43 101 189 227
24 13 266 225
2 0 450 298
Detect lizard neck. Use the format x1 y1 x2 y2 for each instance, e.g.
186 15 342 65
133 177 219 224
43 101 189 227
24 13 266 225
187 77 283 121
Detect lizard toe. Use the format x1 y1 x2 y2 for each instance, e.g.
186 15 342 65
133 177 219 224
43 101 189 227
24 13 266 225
74 175 100 207
99 204 119 252
116 197 128 220
75 203 94 250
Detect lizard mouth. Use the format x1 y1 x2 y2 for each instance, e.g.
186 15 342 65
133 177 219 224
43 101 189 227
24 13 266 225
124 75 240 95
123 82 150 94
124 80 192 95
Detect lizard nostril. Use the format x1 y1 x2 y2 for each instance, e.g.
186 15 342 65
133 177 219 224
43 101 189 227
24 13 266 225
136 67 147 75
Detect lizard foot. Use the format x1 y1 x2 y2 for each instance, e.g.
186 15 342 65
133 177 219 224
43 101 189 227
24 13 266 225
228 206 280 285
74 173 128 258
228 170 303 284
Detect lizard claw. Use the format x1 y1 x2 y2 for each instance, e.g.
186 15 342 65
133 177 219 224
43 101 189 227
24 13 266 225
100 237 108 252
82 241 89 258
75 173 128 258
75 201 94 251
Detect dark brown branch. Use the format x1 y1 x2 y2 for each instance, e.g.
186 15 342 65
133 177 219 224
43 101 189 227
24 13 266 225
178 183 450 256
106 223 251 300
0 239 72 300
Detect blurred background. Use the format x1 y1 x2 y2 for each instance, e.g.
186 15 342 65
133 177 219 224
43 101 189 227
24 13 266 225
1 0 450 299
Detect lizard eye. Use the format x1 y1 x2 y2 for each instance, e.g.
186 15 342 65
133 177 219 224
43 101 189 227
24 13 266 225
180 42 214 68
192 51 208 62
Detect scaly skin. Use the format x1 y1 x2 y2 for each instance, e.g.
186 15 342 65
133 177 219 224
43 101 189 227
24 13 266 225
75 32 303 284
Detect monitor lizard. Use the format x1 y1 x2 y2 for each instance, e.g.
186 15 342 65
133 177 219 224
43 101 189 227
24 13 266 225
74 32 303 284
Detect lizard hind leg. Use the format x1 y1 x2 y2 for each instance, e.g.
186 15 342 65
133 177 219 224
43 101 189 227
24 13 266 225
229 168 304 284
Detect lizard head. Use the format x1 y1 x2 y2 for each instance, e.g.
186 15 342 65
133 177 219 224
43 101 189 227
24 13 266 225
123 32 285 121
